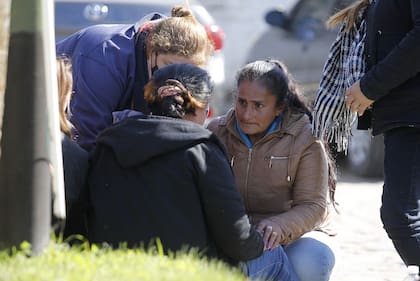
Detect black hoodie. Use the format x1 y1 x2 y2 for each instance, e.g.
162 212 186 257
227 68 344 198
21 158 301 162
87 115 263 263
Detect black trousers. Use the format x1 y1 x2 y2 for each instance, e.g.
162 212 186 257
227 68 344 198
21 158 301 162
381 127 420 266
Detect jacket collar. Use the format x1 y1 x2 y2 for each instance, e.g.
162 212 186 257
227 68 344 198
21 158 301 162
222 108 310 142
235 115 283 148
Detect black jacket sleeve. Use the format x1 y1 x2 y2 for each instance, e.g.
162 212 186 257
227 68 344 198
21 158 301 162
361 0 420 100
191 141 264 262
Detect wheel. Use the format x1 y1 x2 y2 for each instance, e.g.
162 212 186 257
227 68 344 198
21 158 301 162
345 127 384 178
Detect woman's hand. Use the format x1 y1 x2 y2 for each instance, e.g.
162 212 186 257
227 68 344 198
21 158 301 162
257 220 281 250
345 81 374 116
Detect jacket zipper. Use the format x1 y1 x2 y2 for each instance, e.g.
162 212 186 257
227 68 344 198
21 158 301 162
268 155 291 182
245 149 252 188
244 149 253 210
268 156 288 167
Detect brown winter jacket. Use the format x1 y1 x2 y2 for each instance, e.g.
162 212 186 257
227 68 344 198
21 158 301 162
207 108 330 245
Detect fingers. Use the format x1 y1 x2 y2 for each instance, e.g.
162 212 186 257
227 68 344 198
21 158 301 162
345 94 368 116
350 102 360 113
357 105 368 116
266 230 279 250
262 225 272 245
345 81 374 116
344 94 352 109
344 82 357 109
345 91 359 112
256 223 266 234
346 99 371 116
259 225 280 250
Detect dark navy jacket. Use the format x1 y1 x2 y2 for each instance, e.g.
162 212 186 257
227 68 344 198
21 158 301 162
87 115 264 263
56 10 167 151
360 0 420 134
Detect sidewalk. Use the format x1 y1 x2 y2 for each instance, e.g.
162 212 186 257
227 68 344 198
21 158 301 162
330 172 407 281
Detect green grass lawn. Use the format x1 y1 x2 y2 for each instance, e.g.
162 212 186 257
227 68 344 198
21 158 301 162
0 241 247 281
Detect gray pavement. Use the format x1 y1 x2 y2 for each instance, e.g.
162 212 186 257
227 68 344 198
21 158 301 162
330 171 407 281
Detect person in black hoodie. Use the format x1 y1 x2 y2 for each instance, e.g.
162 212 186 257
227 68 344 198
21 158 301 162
87 63 298 281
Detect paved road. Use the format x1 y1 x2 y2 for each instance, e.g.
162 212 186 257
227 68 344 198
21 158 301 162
330 170 407 281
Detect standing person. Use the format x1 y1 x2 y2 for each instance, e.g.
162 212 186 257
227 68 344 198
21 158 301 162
342 0 420 274
56 6 214 151
207 59 337 281
87 63 298 281
56 56 89 238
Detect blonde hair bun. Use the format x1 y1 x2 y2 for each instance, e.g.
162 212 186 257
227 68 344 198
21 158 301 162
171 6 194 18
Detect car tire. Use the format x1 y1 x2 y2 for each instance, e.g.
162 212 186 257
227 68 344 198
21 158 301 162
345 127 384 178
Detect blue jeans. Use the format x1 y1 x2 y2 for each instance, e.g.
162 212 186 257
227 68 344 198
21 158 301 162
284 231 336 281
241 246 299 281
382 127 420 266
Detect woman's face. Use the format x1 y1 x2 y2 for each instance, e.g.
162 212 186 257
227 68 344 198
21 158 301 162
148 53 195 78
235 80 282 141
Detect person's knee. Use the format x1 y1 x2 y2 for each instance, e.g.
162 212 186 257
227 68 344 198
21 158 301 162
285 236 335 281
244 247 298 281
380 205 395 236
380 204 410 239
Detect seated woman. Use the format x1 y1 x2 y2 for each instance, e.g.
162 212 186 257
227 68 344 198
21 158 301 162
86 63 298 281
207 59 338 281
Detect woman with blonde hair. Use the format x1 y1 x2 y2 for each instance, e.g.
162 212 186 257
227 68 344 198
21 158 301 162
56 5 214 151
56 56 73 137
326 0 370 31
56 56 89 238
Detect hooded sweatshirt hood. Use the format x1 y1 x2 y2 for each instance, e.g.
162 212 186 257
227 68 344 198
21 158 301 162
96 115 216 168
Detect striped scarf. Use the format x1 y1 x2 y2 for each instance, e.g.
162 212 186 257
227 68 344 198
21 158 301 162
312 9 368 153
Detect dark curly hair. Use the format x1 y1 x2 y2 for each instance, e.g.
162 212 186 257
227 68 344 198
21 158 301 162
144 63 214 119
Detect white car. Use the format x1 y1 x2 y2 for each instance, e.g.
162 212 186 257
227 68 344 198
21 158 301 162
55 0 226 116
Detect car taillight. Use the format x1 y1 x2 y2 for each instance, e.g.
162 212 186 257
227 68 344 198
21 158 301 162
207 106 213 118
205 24 224 51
